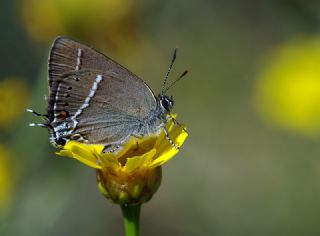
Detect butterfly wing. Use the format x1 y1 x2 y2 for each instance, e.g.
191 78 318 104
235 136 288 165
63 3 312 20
48 37 158 146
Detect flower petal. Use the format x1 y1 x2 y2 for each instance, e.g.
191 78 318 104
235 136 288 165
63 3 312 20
150 126 188 168
56 141 102 169
124 149 156 173
54 113 188 171
99 152 121 170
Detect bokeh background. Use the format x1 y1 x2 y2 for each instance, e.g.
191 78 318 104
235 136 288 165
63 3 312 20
1 0 320 235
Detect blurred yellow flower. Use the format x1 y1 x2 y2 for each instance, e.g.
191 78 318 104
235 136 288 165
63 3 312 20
20 0 138 51
0 145 12 211
56 116 188 205
0 78 30 129
255 36 320 136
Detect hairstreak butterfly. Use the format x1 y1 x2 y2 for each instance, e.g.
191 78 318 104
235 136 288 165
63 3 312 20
28 37 187 153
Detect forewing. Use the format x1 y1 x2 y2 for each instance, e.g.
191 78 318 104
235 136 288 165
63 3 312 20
48 36 138 86
47 37 157 145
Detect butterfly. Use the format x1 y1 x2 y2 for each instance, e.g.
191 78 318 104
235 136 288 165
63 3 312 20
28 37 187 153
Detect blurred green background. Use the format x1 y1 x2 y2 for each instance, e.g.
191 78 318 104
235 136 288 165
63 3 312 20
1 0 320 235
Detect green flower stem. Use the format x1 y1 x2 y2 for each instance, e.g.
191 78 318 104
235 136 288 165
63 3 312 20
121 204 141 236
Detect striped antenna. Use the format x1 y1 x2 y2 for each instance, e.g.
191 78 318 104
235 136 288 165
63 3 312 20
161 48 178 95
163 70 188 94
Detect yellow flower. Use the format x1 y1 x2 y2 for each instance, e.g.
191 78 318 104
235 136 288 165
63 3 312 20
56 116 188 205
255 36 320 136
0 145 13 211
19 0 139 51
0 78 30 129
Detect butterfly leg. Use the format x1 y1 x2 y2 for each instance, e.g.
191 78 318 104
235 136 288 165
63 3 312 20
166 115 187 132
163 126 180 150
102 144 120 154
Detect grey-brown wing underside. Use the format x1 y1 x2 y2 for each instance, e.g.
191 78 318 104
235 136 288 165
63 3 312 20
48 36 157 119
57 71 155 144
48 37 158 145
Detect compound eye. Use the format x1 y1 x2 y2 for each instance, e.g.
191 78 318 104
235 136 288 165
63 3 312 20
161 96 173 111
162 99 168 110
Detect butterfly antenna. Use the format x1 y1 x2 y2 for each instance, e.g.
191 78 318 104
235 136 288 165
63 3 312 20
161 48 178 95
163 70 188 94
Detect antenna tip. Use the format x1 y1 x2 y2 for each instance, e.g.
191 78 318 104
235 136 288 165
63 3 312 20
29 123 36 127
173 48 178 58
179 70 189 79
26 109 33 112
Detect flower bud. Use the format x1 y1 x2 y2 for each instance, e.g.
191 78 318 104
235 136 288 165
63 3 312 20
97 167 162 205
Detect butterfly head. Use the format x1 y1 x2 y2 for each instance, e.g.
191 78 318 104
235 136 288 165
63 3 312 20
159 95 174 113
